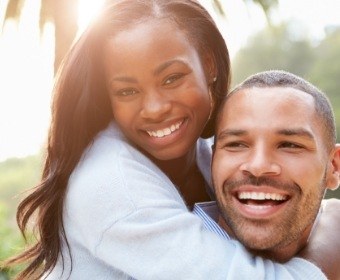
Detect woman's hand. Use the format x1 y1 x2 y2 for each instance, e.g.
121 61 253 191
299 198 340 280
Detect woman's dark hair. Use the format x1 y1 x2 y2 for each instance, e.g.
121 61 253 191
6 1 230 279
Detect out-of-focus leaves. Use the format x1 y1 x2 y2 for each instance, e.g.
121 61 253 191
212 0 225 15
251 0 279 14
232 22 314 84
0 154 42 279
2 0 280 72
212 0 278 24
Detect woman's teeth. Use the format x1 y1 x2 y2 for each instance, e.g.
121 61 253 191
147 121 182 138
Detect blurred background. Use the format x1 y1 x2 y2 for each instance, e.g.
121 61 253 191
1 0 340 278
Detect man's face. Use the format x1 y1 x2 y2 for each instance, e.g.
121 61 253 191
212 87 335 255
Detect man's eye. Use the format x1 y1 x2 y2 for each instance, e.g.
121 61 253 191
163 74 184 85
279 142 304 149
222 142 247 151
115 88 138 97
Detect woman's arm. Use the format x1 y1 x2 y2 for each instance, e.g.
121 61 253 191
298 198 340 280
63 125 327 279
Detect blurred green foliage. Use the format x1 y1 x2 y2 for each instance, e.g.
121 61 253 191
0 154 43 279
0 203 27 279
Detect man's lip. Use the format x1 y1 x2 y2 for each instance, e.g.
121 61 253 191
230 185 291 219
230 185 290 197
237 191 288 201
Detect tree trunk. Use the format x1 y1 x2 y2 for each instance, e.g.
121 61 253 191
53 0 78 74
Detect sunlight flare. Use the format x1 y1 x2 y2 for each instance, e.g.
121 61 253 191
77 0 105 34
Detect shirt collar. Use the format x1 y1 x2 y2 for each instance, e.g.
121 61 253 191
193 201 230 240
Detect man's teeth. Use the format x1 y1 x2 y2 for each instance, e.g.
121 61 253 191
238 192 287 201
147 121 182 138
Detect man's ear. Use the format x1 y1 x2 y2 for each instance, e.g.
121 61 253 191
326 144 340 190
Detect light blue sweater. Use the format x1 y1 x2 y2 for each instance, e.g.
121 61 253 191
45 122 326 279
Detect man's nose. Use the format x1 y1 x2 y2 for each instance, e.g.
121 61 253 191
140 89 172 120
240 146 281 177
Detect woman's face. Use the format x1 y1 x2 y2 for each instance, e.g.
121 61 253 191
103 19 212 160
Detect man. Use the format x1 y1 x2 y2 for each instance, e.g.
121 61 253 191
194 70 340 264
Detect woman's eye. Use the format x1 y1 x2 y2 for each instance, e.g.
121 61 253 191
163 74 184 85
115 88 138 97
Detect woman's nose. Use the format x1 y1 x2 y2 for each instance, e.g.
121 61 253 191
140 90 172 120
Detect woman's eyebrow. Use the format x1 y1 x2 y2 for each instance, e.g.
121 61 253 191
110 76 138 83
109 59 188 84
153 59 188 76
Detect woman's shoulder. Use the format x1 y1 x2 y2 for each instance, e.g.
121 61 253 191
66 121 183 213
63 122 186 244
77 121 155 174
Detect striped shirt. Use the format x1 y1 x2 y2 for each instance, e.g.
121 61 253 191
192 201 230 240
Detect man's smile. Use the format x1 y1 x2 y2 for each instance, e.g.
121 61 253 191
237 191 288 201
228 184 292 219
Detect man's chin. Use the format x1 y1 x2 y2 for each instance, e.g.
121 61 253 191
236 230 283 251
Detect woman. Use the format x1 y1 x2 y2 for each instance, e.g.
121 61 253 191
8 0 339 279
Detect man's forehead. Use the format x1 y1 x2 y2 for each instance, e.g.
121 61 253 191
222 87 316 118
218 86 319 133
226 86 315 106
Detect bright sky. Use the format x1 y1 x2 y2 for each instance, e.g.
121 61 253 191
0 0 340 162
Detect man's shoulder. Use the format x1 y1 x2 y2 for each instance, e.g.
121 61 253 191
193 201 231 240
193 201 219 221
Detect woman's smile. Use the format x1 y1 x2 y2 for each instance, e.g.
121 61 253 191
139 117 189 152
104 18 211 160
145 119 184 138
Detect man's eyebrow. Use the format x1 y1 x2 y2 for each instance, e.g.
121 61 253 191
153 59 188 76
277 128 315 139
216 128 315 140
217 129 247 140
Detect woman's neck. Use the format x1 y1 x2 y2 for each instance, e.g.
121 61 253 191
149 147 211 208
155 148 196 185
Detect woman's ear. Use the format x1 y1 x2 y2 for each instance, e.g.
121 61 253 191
200 52 217 139
203 52 217 84
326 144 340 190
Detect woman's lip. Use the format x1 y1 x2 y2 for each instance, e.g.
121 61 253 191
141 118 188 146
145 119 184 138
